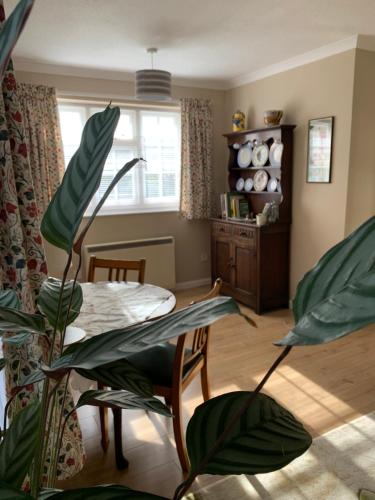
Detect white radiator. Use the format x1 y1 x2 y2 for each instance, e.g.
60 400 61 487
82 237 176 289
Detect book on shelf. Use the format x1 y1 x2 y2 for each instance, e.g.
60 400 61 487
220 192 249 219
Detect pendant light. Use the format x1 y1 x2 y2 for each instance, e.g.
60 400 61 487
135 48 172 101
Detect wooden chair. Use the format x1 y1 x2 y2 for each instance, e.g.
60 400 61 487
87 255 146 283
87 255 146 457
103 278 222 472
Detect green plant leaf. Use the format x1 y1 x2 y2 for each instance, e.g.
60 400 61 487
44 296 243 376
76 390 171 417
0 480 30 498
2 332 31 346
37 278 83 331
186 391 312 475
45 485 168 499
18 369 45 388
0 401 41 489
0 290 20 310
41 105 120 253
293 216 375 322
0 0 34 80
0 307 45 334
276 269 375 346
73 158 140 254
77 359 153 396
38 489 61 499
0 359 5 371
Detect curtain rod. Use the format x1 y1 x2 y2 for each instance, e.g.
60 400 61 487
57 90 180 110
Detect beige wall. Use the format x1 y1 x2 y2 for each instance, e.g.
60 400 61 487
16 70 227 284
345 49 375 233
224 50 356 296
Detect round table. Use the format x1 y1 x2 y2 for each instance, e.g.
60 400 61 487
66 281 176 344
67 281 176 469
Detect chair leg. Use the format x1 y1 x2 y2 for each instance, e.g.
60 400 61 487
171 392 190 472
201 362 211 401
98 381 109 451
113 408 129 470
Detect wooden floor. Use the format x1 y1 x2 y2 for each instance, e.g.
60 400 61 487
60 286 375 497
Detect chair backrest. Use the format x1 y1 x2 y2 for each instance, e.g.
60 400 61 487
87 255 146 284
173 278 222 383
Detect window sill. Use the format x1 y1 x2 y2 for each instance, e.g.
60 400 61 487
83 207 180 218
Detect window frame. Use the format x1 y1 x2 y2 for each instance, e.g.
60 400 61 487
58 99 182 216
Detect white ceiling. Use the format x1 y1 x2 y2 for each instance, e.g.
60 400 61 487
4 0 375 88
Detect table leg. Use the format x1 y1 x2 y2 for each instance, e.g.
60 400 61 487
112 408 129 470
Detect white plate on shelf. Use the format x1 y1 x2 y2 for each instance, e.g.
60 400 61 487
269 140 284 167
236 177 245 192
237 143 252 168
244 177 253 192
277 181 282 193
267 176 278 192
253 169 269 192
252 142 269 167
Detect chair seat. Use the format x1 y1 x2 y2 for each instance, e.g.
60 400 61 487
127 343 200 387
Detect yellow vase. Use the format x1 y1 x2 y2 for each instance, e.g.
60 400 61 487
232 110 245 132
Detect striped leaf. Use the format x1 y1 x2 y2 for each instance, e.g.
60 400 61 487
0 290 20 310
76 390 171 417
73 158 140 254
293 216 375 322
44 485 167 499
2 332 31 346
18 369 45 388
0 0 34 80
0 359 5 371
0 307 45 334
186 391 312 475
0 401 41 489
44 296 243 375
37 278 83 331
77 359 153 397
276 269 375 346
41 105 120 253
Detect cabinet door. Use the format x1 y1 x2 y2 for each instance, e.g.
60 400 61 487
233 240 257 297
211 235 232 286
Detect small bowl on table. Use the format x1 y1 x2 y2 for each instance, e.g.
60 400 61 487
264 110 283 127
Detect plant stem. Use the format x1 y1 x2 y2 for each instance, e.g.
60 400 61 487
30 254 72 497
173 345 293 500
60 254 82 352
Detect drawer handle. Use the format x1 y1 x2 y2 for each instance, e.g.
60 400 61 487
219 227 225 232
239 231 248 237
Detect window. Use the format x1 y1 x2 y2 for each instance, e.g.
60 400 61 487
58 101 181 215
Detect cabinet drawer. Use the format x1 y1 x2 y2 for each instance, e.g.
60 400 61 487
233 226 256 241
212 222 232 236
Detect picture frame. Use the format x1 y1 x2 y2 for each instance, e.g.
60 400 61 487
306 116 334 183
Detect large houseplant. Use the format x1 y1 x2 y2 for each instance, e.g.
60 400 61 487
1 2 375 499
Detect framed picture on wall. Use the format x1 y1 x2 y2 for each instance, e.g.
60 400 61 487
306 116 334 183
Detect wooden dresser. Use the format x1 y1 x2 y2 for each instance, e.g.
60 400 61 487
210 124 295 314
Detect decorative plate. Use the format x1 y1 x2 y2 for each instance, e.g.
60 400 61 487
244 177 253 192
252 142 269 167
277 181 282 193
253 169 269 192
237 143 252 168
269 140 284 167
267 176 278 192
236 177 245 192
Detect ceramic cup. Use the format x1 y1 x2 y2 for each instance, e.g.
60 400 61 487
256 213 267 226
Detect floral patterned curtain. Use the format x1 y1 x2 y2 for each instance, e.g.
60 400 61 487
16 83 64 216
180 98 213 220
0 1 84 481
